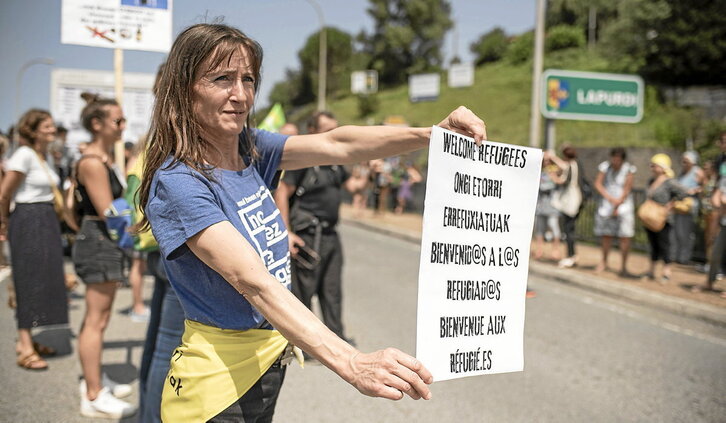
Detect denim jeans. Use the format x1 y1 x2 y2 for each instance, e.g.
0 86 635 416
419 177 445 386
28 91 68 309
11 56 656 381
138 251 185 423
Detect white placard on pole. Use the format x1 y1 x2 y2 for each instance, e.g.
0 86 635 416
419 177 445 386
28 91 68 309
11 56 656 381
448 63 474 88
351 70 378 94
61 0 172 53
50 68 155 155
416 126 542 381
409 73 440 102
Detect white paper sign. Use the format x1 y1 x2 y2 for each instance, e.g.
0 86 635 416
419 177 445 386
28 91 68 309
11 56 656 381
351 70 378 94
409 73 440 102
416 126 542 381
448 63 474 88
61 0 172 53
50 68 156 154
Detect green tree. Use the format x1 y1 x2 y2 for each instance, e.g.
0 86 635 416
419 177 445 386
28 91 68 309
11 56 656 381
546 24 585 52
298 27 355 101
599 0 726 85
358 0 453 86
546 0 617 45
269 27 357 108
505 31 534 65
267 68 309 110
639 0 726 85
470 27 508 65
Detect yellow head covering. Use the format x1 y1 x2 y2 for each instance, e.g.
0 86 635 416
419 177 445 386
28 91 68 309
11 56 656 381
650 154 675 178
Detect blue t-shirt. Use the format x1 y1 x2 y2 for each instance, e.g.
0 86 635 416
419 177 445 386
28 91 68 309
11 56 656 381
147 130 290 330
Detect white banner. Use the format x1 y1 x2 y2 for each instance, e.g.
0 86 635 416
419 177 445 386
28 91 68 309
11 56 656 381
61 0 172 53
448 63 474 88
351 70 378 94
50 68 155 155
409 73 440 102
416 126 542 381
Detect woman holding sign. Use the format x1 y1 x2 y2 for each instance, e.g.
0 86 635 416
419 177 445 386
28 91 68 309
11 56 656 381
135 23 486 422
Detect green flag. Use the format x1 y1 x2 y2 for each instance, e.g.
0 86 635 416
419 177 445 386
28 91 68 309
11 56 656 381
258 103 286 132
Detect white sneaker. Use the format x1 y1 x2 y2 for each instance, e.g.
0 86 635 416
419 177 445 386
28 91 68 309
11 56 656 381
80 387 137 419
80 374 133 399
129 307 150 323
557 257 576 269
0 267 11 281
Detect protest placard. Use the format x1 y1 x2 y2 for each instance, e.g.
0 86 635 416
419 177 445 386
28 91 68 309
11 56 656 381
416 126 542 381
61 0 172 53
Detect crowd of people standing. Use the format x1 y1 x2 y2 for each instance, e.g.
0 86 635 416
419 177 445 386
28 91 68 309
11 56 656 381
532 136 726 292
0 22 486 421
1 19 725 422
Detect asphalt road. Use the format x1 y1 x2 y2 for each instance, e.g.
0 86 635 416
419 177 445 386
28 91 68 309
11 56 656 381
1 223 724 422
275 224 726 423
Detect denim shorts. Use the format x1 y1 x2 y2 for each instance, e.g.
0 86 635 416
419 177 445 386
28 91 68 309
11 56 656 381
72 218 124 284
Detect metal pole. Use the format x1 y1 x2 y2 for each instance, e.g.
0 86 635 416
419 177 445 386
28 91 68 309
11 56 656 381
588 7 597 49
319 25 327 111
545 118 556 152
305 0 327 111
529 0 546 147
114 48 125 172
14 58 54 142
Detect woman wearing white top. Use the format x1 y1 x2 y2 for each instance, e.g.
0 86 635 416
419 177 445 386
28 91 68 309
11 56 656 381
593 147 636 276
0 109 68 370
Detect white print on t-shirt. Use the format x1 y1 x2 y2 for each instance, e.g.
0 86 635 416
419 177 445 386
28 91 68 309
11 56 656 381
236 185 292 288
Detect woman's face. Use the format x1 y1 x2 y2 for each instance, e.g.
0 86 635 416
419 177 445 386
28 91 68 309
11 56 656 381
681 157 693 171
33 117 56 145
93 105 125 142
610 155 624 170
650 163 663 176
704 162 715 177
192 46 256 143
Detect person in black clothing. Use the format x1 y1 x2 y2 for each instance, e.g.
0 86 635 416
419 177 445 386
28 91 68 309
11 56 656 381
73 94 137 418
716 132 726 184
273 111 366 341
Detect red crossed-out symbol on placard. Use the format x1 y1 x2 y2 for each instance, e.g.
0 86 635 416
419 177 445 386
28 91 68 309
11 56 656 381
85 26 114 43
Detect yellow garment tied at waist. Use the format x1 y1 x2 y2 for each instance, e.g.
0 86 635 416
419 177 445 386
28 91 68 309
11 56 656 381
161 320 288 422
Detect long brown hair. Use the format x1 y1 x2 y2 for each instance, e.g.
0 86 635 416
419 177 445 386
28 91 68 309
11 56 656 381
17 109 52 145
135 23 263 232
79 93 118 135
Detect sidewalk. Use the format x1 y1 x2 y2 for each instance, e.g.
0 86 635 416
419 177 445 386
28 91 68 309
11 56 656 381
339 204 726 326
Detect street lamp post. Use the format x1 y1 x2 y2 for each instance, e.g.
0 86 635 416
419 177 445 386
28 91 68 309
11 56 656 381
528 0 545 148
14 58 55 139
305 0 327 111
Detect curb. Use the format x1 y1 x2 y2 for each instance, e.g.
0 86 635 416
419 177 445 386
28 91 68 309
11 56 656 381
342 217 726 328
343 218 424 245
529 263 726 327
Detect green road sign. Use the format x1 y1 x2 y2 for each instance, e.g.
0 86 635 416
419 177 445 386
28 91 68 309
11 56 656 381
542 69 644 123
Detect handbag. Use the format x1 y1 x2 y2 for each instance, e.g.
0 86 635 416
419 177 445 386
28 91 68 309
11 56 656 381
637 199 668 232
672 197 694 214
552 164 582 217
64 176 82 232
104 198 135 249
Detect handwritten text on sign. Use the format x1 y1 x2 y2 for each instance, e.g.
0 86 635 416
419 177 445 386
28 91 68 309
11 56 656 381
416 126 542 381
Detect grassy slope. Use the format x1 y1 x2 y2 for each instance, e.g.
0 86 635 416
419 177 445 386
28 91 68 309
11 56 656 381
288 48 690 149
